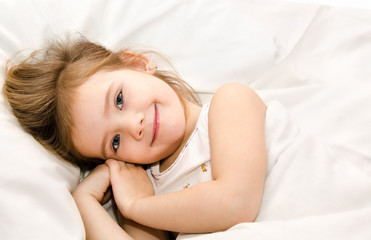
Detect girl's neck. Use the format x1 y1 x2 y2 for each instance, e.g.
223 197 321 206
159 101 201 172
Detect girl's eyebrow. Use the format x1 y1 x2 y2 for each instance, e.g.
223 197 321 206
101 81 114 159
101 134 108 159
104 82 114 116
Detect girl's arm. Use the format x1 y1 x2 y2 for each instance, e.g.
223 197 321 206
72 164 168 240
108 83 267 233
119 212 171 239
72 164 133 240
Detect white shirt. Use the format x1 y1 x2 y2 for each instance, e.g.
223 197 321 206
150 103 212 195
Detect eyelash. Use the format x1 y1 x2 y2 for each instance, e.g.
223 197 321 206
112 134 120 152
112 91 123 152
116 91 124 110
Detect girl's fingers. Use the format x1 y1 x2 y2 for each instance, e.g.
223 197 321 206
101 187 113 205
87 164 110 181
106 159 121 173
74 164 111 203
125 163 136 168
106 159 135 171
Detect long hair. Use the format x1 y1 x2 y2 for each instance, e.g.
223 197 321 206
2 34 200 171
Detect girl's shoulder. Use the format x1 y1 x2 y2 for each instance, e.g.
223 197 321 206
209 83 266 117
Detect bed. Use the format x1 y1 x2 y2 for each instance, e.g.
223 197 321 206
1 0 370 239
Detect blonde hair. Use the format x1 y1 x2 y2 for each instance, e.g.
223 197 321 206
2 35 200 171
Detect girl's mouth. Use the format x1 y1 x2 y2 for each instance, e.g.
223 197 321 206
151 103 159 145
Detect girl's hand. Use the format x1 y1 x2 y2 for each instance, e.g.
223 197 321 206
106 159 154 218
72 164 137 240
72 164 111 204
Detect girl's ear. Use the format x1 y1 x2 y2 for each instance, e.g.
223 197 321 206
121 51 157 74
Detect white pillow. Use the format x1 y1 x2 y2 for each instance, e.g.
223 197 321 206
33 0 279 92
0 84 83 239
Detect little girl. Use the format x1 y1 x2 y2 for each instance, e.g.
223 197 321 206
3 35 267 239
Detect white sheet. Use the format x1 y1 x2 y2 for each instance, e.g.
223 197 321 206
1 0 370 239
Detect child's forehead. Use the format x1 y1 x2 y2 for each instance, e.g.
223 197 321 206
80 70 115 89
87 68 132 82
72 73 109 107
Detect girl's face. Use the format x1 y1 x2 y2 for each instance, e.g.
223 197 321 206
71 69 186 164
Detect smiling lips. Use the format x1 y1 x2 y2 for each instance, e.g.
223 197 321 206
151 103 159 145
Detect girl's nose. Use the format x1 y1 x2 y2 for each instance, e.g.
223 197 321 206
125 111 145 141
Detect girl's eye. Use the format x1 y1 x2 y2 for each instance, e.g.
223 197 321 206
116 91 124 110
112 134 120 152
